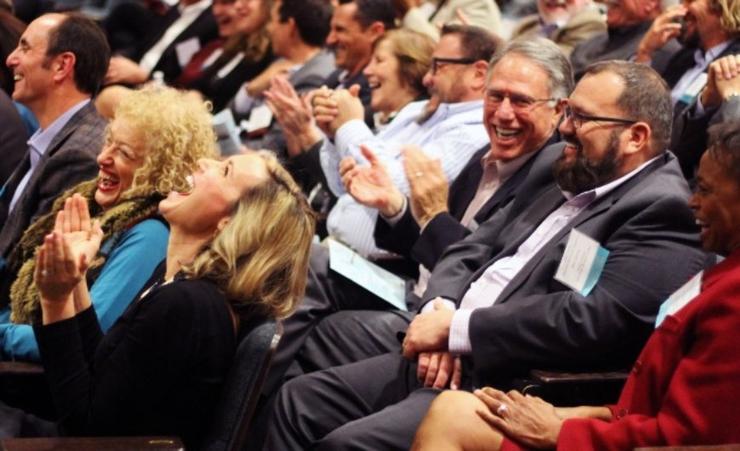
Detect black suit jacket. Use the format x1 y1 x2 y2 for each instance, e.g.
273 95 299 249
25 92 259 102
667 38 740 179
423 149 708 387
374 137 561 271
131 5 218 84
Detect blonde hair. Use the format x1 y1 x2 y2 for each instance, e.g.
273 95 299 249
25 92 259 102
184 152 315 319
714 0 740 34
377 29 434 98
112 86 217 199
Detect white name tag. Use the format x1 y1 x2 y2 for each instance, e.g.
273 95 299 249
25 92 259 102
655 271 703 327
175 37 201 68
554 229 609 296
328 239 408 311
679 72 708 105
240 104 274 133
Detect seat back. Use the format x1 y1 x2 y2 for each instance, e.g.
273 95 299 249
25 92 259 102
201 318 282 451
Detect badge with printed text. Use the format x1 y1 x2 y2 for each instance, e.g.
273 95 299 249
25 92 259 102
554 229 609 296
655 271 703 327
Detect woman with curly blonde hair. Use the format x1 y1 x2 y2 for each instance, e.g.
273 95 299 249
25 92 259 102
25 150 314 447
0 86 216 361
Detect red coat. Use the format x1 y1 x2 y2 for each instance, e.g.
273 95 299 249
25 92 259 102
553 250 740 449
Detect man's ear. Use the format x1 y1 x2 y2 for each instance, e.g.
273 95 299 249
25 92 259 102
366 21 386 41
52 52 76 84
470 60 489 92
623 122 652 156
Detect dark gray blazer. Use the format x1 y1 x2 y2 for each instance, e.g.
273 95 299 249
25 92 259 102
0 91 28 187
0 102 105 264
422 149 708 387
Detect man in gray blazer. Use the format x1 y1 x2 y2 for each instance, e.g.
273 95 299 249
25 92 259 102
265 61 709 450
0 13 108 306
232 0 336 155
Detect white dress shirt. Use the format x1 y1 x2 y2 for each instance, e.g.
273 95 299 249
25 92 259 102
445 156 661 354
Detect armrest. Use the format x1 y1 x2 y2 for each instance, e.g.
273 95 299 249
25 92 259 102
529 370 629 384
0 361 44 376
0 436 185 450
0 361 53 419
515 369 629 407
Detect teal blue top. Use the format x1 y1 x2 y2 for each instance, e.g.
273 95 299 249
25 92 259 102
0 218 169 361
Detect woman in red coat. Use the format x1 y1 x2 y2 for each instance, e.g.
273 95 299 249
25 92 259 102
410 121 740 450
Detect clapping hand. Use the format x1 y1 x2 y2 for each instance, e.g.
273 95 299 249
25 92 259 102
342 145 406 216
403 146 449 228
264 76 322 156
35 195 103 303
701 54 740 109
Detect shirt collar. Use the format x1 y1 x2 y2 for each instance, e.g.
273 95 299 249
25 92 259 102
482 149 537 183
694 40 733 66
561 154 662 205
28 99 89 158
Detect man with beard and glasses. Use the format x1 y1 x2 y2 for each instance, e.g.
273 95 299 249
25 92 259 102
265 60 709 451
635 0 740 179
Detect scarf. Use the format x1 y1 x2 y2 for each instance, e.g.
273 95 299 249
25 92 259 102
8 179 163 324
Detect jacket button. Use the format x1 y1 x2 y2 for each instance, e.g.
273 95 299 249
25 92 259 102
632 360 642 374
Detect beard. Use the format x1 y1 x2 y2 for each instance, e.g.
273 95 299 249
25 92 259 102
554 130 622 194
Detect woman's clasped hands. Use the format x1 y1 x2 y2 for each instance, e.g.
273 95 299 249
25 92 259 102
35 194 103 316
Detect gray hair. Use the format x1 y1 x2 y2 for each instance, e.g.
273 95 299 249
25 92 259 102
487 37 574 101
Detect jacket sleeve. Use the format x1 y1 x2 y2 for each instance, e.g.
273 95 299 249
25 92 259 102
556 275 740 450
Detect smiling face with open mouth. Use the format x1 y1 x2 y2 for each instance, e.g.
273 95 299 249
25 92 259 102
94 118 147 209
364 39 405 114
689 150 740 256
484 53 562 163
5 14 62 110
159 152 270 236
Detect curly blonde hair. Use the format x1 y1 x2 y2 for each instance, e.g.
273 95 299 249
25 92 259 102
112 86 217 199
183 152 315 319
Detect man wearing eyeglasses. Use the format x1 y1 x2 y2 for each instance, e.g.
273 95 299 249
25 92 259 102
293 38 571 377
265 60 708 451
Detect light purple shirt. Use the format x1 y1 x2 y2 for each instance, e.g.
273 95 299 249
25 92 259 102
8 99 90 213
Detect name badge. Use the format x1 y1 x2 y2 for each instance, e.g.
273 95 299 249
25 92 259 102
240 104 274 133
655 271 703 327
679 72 708 105
554 229 609 296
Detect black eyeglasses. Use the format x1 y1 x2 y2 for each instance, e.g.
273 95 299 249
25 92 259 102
430 57 477 74
486 90 558 112
564 106 637 129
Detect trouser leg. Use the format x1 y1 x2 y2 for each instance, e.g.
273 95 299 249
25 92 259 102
264 352 421 451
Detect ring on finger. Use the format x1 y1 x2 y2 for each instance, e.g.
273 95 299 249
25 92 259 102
496 403 508 416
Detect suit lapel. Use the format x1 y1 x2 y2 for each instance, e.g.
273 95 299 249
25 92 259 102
0 152 31 221
457 185 565 300
449 145 488 219
495 155 668 304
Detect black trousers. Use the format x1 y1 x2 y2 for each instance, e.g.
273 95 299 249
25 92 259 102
265 352 440 451
248 244 415 450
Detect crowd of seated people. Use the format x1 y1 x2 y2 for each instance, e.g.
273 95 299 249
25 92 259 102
1 0 740 449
